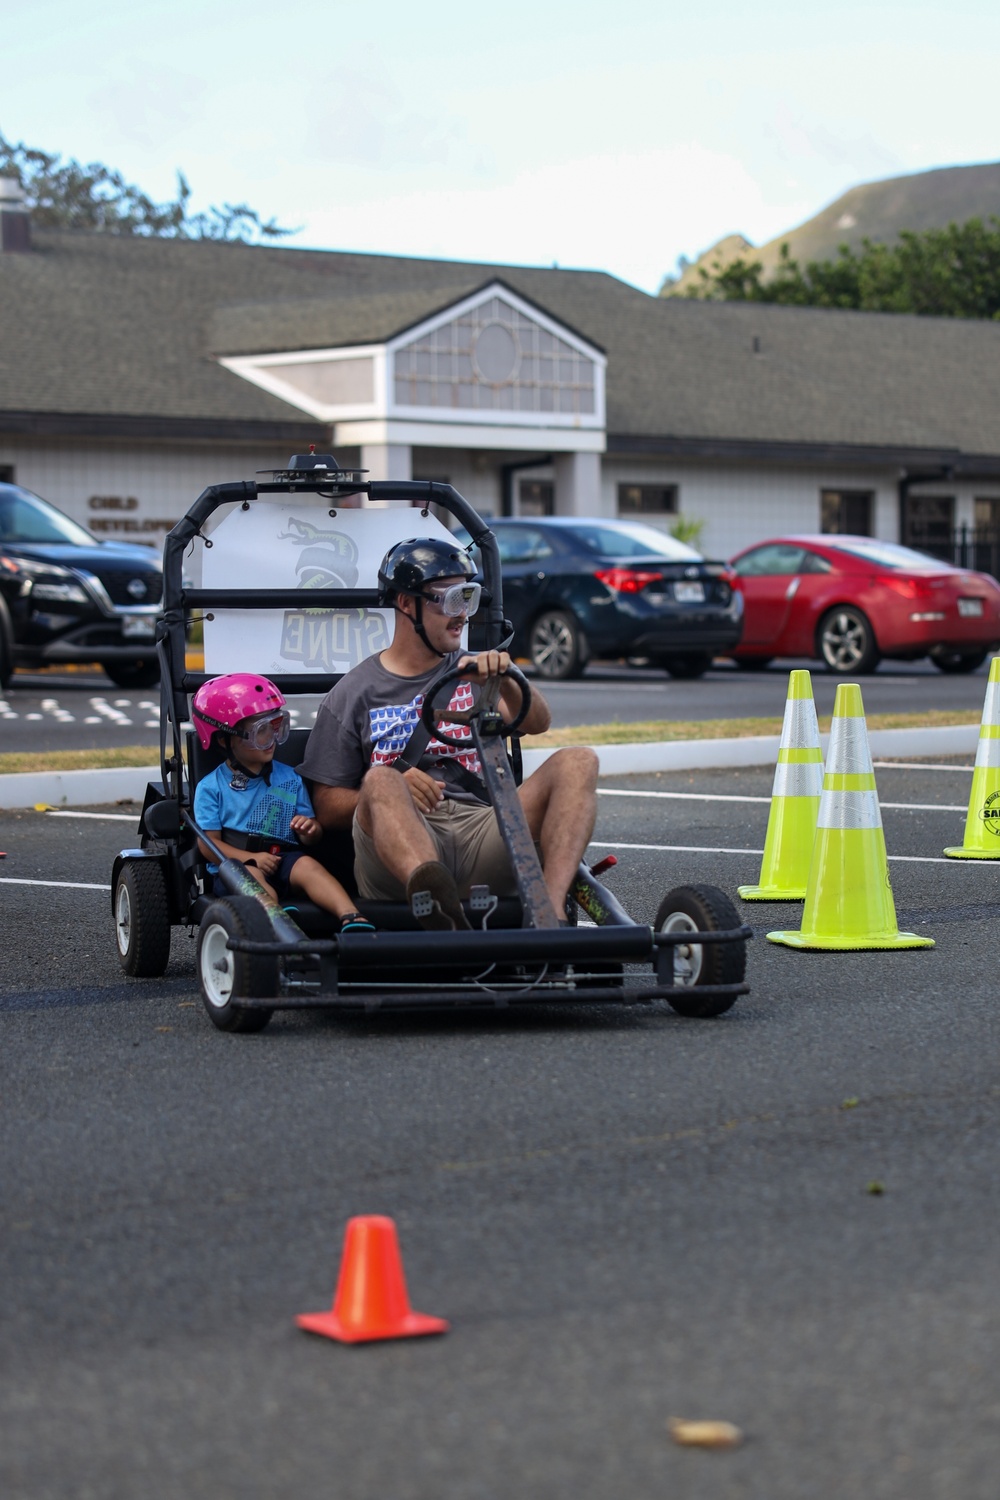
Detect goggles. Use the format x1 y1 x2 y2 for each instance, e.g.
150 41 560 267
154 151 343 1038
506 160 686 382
421 581 481 617
235 710 291 750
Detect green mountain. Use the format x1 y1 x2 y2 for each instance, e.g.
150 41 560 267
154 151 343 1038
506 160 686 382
663 161 1000 295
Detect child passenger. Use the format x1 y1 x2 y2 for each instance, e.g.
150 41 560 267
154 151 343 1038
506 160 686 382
191 673 373 934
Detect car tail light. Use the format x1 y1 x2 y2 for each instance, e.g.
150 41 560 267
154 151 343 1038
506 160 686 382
593 568 664 593
883 575 940 600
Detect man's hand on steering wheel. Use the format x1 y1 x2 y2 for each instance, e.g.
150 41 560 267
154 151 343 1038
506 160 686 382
456 649 511 680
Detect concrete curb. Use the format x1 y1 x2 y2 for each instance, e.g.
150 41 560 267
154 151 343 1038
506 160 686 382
0 722 981 810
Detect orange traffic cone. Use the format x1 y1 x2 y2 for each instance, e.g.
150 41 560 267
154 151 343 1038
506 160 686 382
296 1215 449 1344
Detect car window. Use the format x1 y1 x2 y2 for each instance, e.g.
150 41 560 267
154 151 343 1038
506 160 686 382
570 521 700 561
733 544 808 577
496 528 553 564
0 485 95 547
799 550 833 575
823 537 949 571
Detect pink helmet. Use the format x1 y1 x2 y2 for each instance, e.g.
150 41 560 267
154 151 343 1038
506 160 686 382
191 673 286 750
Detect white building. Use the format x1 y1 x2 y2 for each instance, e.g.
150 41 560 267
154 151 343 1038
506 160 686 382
4 184 1000 564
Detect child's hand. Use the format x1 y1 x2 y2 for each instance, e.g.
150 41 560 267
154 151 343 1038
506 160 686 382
291 814 321 845
250 850 281 877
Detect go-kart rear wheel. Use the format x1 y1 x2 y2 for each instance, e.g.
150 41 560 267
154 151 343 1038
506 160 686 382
114 859 171 977
655 884 745 1017
197 897 277 1033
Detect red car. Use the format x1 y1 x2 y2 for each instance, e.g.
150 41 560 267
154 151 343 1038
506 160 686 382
728 534 1000 674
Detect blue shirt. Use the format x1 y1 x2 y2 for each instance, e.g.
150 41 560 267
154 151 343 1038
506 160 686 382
193 759 314 870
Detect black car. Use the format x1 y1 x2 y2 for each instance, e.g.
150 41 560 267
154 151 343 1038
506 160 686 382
468 517 743 679
0 482 163 689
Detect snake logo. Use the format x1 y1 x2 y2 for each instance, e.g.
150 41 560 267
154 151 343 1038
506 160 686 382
278 517 359 589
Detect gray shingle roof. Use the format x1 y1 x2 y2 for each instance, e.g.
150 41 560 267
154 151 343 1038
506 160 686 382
3 227 1000 462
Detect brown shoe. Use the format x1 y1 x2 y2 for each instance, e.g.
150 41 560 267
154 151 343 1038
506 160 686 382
405 861 471 931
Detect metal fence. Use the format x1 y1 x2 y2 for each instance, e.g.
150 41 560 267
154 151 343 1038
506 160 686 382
906 525 1000 580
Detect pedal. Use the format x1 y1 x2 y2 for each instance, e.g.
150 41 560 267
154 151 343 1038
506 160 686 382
410 890 434 919
468 884 493 912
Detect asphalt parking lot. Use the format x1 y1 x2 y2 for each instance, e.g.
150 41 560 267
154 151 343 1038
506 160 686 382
3 761 1000 1499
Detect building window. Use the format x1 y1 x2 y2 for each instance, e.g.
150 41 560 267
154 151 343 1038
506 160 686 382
393 295 596 416
617 483 678 516
902 494 954 558
821 489 873 535
519 480 554 517
0 466 13 483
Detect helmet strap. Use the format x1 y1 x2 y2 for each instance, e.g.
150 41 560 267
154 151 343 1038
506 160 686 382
403 596 448 658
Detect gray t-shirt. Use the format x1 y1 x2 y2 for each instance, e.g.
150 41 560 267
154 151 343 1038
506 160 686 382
299 651 485 805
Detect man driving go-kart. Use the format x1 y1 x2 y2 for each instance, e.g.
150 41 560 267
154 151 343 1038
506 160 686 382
299 536 600 930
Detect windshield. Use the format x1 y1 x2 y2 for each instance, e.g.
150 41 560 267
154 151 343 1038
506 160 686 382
570 521 701 561
0 485 96 547
822 536 952 572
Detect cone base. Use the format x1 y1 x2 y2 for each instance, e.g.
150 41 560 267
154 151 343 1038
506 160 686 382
767 929 934 951
296 1310 450 1344
738 884 806 902
943 846 1000 860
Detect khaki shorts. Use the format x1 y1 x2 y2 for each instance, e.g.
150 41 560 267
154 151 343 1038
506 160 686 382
352 798 516 900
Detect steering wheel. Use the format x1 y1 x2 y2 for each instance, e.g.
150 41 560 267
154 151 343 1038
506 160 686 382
419 661 533 748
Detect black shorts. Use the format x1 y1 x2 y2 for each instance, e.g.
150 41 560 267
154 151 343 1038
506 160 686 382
212 851 306 902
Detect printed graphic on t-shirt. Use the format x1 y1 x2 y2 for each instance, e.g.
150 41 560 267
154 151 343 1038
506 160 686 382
244 783 298 844
368 684 481 775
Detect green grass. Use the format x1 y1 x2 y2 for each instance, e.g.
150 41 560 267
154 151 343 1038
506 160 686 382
0 707 981 776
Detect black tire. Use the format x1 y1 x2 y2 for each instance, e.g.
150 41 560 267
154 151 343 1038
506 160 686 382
0 601 13 690
660 651 712 680
735 655 774 671
528 609 587 680
929 647 989 674
114 859 172 977
654 883 745 1017
103 659 160 689
197 897 277 1033
817 605 880 674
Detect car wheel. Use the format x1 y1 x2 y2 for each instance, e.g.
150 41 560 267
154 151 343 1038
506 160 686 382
197 897 276 1033
0 599 13 690
114 859 172 977
528 609 587 680
660 652 713 680
929 647 989 674
817 606 880 674
654 884 745 1017
103 659 160 689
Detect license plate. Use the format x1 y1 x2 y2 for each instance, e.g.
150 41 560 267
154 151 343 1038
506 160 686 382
122 614 156 638
673 581 705 603
958 598 984 617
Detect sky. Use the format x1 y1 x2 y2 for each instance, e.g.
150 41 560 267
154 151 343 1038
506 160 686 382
4 0 1000 293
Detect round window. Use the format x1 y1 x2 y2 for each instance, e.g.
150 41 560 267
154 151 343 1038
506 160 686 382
473 322 519 384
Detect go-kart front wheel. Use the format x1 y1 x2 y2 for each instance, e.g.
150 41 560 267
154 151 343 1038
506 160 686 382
655 884 746 1017
197 897 277 1033
114 858 171 977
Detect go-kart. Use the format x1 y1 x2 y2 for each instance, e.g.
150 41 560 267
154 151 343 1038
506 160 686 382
112 453 750 1032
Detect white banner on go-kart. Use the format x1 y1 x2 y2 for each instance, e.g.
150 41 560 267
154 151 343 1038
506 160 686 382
201 498 461 677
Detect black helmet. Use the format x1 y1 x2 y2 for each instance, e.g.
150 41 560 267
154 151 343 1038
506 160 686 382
377 537 476 603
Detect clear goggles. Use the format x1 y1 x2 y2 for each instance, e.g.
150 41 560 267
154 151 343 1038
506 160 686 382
421 581 481 617
236 709 291 750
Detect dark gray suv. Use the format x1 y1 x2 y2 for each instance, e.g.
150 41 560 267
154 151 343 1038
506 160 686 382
0 482 163 689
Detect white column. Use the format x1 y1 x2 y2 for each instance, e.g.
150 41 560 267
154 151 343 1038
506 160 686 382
553 451 606 516
360 443 412 482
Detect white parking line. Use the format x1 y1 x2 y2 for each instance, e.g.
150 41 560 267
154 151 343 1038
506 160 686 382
589 840 977 866
872 761 974 771
0 878 111 890
45 811 137 822
597 789 968 812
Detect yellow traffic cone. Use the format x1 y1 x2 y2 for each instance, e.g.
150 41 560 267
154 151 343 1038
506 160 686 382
768 682 934 951
739 669 823 900
944 655 1000 859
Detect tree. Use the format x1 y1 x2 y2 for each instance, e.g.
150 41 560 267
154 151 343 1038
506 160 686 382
0 132 295 243
677 217 1000 320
